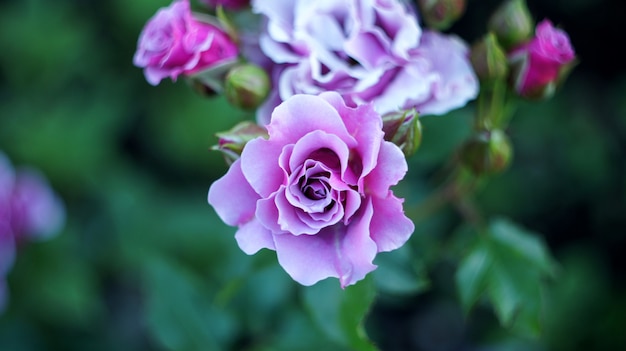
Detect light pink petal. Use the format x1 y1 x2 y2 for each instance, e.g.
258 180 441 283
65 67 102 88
319 92 383 184
235 218 276 254
273 199 377 287
370 193 414 252
240 138 285 198
266 94 354 146
208 159 260 226
365 141 407 197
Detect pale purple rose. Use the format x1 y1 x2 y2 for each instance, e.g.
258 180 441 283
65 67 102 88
509 19 575 99
251 0 478 125
134 0 239 85
208 92 414 287
200 0 249 10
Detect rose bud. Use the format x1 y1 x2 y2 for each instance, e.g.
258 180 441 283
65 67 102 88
211 121 268 165
470 32 508 82
460 129 512 176
508 19 576 100
133 0 239 86
488 0 533 49
418 0 466 30
382 109 422 157
224 64 271 110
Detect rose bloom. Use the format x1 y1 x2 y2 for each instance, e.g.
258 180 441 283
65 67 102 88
208 93 414 287
509 19 575 99
200 0 249 10
134 0 239 85
251 0 478 125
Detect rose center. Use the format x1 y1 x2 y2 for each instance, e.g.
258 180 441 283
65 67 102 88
303 180 329 200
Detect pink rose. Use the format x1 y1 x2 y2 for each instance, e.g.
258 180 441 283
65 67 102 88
133 0 239 86
200 0 249 10
208 93 414 287
509 19 575 99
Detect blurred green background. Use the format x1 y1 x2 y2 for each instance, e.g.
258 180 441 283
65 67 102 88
0 0 624 350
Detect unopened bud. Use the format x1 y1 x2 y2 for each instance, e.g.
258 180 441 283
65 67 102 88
382 109 422 157
212 121 268 165
225 64 271 110
470 32 508 82
488 0 534 49
418 0 466 30
460 129 512 175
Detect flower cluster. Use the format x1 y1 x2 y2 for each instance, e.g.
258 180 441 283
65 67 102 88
134 0 576 288
0 152 65 312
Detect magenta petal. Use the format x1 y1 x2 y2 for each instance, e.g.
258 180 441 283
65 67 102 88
365 141 408 197
370 193 414 252
235 218 276 254
275 190 319 235
208 159 260 226
273 200 378 288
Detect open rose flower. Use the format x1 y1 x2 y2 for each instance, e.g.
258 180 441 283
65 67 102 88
250 0 478 125
133 0 239 85
208 92 414 287
508 19 576 99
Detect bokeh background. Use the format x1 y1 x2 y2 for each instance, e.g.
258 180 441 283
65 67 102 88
0 0 624 350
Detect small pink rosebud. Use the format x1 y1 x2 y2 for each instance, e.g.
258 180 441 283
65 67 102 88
382 109 422 157
211 121 268 165
508 19 576 100
133 0 239 86
418 0 466 30
224 64 271 110
488 0 534 49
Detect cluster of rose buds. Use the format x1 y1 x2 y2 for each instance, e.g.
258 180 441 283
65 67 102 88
133 0 575 287
461 0 575 175
0 152 65 313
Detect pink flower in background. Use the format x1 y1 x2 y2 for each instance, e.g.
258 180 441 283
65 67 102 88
208 93 414 287
200 0 249 10
250 0 478 125
509 19 575 99
133 0 239 85
0 152 65 313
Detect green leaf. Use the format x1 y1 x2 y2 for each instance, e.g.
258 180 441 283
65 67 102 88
455 218 557 337
373 246 430 297
302 276 378 351
455 242 491 312
143 257 235 351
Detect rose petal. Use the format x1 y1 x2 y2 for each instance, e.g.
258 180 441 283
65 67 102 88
273 199 377 287
235 218 276 254
370 192 414 252
240 138 285 198
208 159 260 226
266 94 355 146
365 141 407 197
